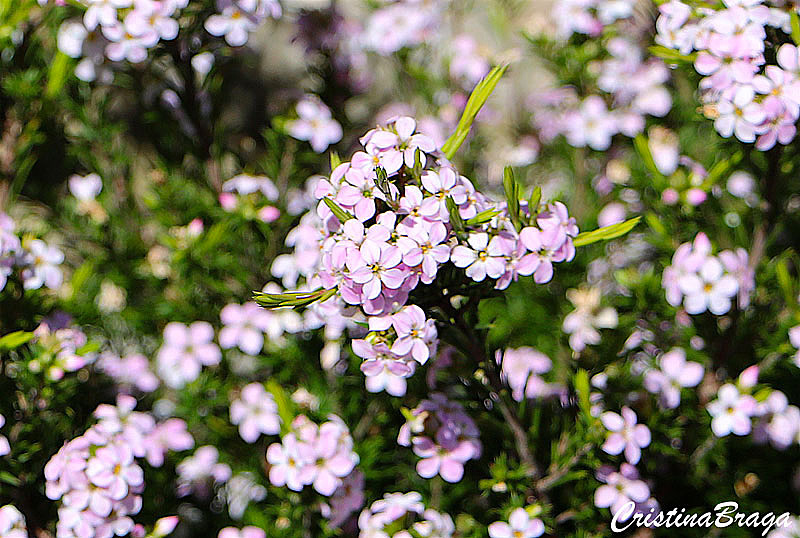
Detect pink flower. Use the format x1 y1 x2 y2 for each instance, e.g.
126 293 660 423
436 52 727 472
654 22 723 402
286 95 343 153
488 508 545 538
643 348 704 408
451 232 506 282
143 418 194 467
156 321 221 388
499 347 553 401
420 168 467 220
219 302 274 355
96 352 160 393
348 241 405 300
594 463 650 519
229 383 281 443
601 407 651 464
0 415 9 457
0 505 26 538
707 384 757 437
218 526 266 538
176 446 231 497
390 305 437 365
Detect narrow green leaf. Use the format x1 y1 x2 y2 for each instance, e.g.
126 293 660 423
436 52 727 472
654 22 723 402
253 288 336 309
441 64 508 159
446 196 465 233
322 197 355 223
0 330 34 351
46 52 71 98
574 369 592 423
647 45 697 63
266 380 295 435
633 134 666 183
527 186 542 224
465 209 502 227
776 258 794 305
330 151 341 170
573 217 641 247
792 10 800 46
503 166 521 232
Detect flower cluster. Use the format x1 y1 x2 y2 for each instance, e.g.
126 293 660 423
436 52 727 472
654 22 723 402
397 393 481 483
361 0 443 56
531 38 671 151
656 0 800 149
0 213 64 293
553 0 635 39
266 414 359 496
357 491 454 538
268 116 579 390
57 0 188 82
0 505 26 538
219 175 281 224
662 232 754 315
45 425 144 537
205 0 281 47
30 316 96 381
229 383 281 443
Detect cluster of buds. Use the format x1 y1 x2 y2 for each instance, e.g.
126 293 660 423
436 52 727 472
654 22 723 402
259 115 579 389
398 393 482 483
357 491 454 538
1 213 64 293
266 414 359 496
30 315 96 381
662 232 753 316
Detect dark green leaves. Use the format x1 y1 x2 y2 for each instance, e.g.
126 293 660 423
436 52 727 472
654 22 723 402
503 166 522 232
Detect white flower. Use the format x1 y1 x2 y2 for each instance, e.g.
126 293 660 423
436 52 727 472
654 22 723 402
678 257 739 315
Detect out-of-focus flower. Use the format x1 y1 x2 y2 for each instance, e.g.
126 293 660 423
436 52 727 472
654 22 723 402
562 287 618 353
219 302 275 355
218 526 266 538
156 321 221 388
19 239 64 291
30 318 96 381
204 0 280 47
224 473 267 520
0 415 10 456
488 507 545 538
229 383 281 443
358 491 454 537
398 394 481 483
707 384 758 437
594 463 650 519
68 173 103 201
176 446 232 498
286 95 342 153
321 470 364 528
498 347 555 401
643 348 704 409
97 352 159 393
0 505 26 538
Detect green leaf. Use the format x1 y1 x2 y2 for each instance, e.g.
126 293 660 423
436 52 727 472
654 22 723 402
574 369 593 423
266 380 295 435
441 64 508 159
253 288 336 309
633 134 666 183
446 196 465 234
322 197 355 223
46 52 71 99
647 45 697 63
0 330 34 351
465 209 502 227
776 258 794 305
0 471 21 487
330 151 341 171
792 10 800 46
528 186 541 217
573 217 641 247
503 166 522 232
702 152 743 189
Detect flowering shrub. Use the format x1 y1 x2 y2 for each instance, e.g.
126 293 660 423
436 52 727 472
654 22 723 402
2 0 800 536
